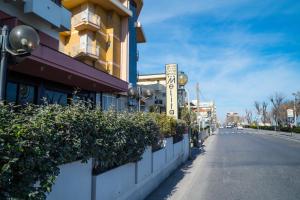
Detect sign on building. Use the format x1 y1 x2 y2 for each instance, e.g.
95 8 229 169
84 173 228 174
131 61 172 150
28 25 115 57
166 64 178 119
287 109 294 118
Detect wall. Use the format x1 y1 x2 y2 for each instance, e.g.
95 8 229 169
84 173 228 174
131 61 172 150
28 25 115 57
47 134 189 200
47 159 93 200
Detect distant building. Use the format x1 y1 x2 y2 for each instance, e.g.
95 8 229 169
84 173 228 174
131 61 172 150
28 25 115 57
137 73 166 113
191 101 217 129
226 112 241 126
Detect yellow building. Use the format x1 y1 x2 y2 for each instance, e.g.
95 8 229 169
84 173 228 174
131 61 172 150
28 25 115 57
60 0 144 82
60 0 145 111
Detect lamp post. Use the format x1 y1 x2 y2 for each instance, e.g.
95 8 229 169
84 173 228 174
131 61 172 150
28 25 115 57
128 85 153 112
0 25 40 101
178 71 192 159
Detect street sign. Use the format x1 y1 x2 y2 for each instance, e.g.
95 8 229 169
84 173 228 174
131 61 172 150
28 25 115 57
287 109 294 118
166 64 178 119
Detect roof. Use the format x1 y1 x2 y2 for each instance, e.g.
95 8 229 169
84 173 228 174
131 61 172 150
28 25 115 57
10 44 128 92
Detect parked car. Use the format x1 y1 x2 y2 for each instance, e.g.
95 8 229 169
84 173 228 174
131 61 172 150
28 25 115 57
237 126 244 130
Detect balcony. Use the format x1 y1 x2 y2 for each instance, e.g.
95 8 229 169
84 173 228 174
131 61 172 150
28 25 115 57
135 21 146 43
24 0 71 31
73 11 100 32
62 0 132 17
73 44 99 61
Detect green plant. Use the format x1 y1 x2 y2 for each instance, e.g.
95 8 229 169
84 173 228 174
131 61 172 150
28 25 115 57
0 103 186 199
150 113 176 137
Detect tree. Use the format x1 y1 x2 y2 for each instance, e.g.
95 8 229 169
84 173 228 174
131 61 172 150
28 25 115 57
293 91 300 119
245 109 253 125
261 101 269 125
179 106 196 126
254 101 261 126
269 93 285 130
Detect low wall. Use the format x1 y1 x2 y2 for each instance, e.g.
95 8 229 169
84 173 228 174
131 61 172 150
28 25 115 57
47 134 189 200
47 159 93 200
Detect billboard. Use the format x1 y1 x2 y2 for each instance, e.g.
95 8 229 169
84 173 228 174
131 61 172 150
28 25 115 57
166 64 178 119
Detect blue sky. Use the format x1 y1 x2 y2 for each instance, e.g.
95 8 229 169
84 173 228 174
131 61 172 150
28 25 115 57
138 0 300 122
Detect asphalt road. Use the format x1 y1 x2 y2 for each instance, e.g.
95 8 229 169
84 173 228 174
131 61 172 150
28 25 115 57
146 128 300 200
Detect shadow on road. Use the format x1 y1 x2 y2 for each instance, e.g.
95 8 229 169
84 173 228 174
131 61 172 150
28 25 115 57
146 146 206 200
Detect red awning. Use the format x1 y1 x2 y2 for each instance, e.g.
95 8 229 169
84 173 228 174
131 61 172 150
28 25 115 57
9 44 128 92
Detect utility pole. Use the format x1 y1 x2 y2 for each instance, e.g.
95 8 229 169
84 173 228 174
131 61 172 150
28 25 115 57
293 93 297 127
196 83 200 139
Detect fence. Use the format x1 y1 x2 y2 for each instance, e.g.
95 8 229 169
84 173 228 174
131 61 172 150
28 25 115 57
47 134 189 200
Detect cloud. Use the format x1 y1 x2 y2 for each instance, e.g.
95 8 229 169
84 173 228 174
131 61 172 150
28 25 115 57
138 0 300 122
141 0 300 25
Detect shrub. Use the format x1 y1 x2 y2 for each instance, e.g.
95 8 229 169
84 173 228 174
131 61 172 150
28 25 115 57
0 103 186 199
150 113 176 138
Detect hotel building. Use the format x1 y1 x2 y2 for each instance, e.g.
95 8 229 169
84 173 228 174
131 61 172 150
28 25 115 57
0 0 145 110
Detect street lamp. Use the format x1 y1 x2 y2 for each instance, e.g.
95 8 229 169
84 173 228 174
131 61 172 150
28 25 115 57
178 71 192 159
178 71 188 107
0 25 40 100
128 85 153 112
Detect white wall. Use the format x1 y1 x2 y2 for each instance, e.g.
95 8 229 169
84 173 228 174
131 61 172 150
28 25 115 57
165 137 174 163
174 140 183 159
47 159 92 200
95 163 136 200
137 147 152 183
47 134 189 200
152 148 166 172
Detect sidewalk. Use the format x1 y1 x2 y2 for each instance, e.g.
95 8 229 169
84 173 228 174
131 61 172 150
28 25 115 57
146 132 215 200
246 128 300 143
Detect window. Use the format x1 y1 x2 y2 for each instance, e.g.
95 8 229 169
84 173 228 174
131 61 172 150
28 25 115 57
73 93 95 106
102 93 122 111
6 82 17 103
5 82 36 105
19 84 35 105
45 89 68 105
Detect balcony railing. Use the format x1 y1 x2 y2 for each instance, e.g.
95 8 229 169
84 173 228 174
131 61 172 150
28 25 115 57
73 11 100 31
73 44 99 60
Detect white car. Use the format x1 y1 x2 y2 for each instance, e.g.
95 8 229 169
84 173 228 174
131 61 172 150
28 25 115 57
237 126 243 130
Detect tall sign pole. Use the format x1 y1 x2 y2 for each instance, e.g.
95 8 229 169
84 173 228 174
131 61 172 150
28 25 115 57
166 64 178 119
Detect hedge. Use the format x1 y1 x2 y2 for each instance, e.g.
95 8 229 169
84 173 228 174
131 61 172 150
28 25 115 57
0 103 187 199
246 125 300 133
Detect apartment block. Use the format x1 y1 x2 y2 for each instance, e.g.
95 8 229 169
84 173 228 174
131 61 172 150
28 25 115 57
137 73 166 113
0 0 128 106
